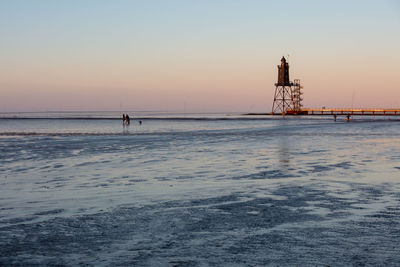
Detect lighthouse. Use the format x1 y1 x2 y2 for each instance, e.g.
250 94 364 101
276 57 291 87
272 57 303 114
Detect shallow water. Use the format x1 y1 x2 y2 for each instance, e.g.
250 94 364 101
1 114 400 265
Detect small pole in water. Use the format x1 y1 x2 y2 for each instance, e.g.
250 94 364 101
333 114 337 121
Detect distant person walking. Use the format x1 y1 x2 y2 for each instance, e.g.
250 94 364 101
122 113 130 126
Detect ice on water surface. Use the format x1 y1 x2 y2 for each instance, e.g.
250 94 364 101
1 114 400 265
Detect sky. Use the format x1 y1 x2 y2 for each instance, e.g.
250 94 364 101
1 0 400 112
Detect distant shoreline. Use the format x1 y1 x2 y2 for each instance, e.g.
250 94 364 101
0 116 276 121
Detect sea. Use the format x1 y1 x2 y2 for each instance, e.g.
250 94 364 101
1 111 400 266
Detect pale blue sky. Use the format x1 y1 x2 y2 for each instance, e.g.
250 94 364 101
1 1 399 112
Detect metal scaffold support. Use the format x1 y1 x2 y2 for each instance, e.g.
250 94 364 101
292 79 303 113
272 85 294 114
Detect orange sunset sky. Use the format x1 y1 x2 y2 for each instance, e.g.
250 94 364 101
1 0 400 112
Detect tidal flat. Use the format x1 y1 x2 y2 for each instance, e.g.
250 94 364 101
1 115 400 266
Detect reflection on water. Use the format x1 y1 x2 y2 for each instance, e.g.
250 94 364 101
122 124 130 135
277 118 290 170
278 135 290 169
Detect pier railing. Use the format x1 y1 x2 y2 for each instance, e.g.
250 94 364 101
300 109 400 116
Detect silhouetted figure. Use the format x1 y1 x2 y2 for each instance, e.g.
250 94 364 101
139 120 142 125
126 114 130 125
122 114 126 125
333 114 337 121
346 114 351 122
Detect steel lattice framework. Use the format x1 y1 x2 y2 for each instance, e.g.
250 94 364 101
272 85 294 114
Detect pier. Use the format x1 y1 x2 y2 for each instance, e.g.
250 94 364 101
291 109 400 116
